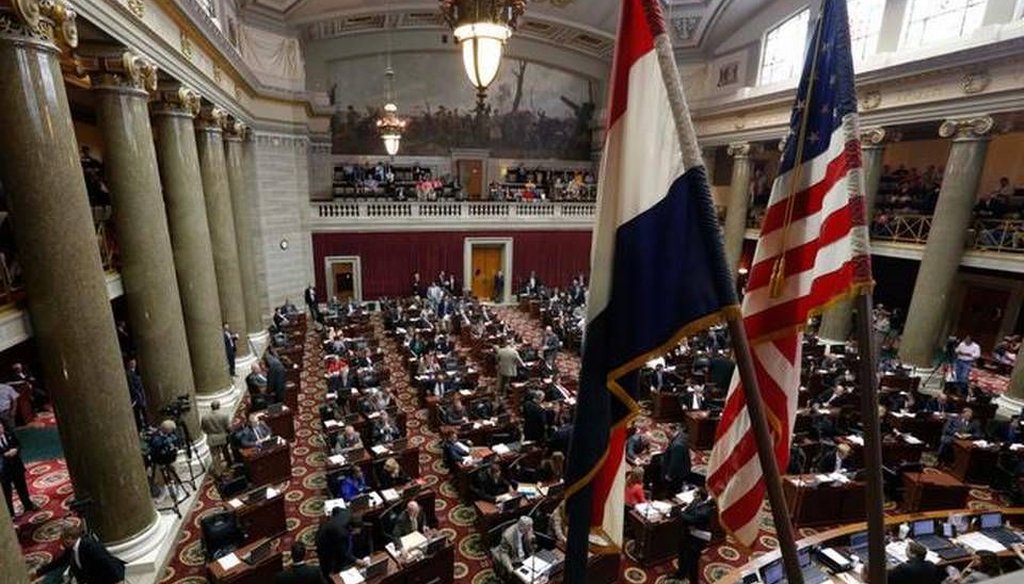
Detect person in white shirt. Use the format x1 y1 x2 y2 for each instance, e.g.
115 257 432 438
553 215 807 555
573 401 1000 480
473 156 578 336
954 335 981 384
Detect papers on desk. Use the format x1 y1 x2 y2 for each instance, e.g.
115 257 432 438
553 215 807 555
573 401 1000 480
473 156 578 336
324 419 341 428
957 531 1006 553
323 497 347 515
366 411 381 419
368 491 384 508
886 540 940 565
266 487 279 499
635 501 673 521
492 443 511 456
381 488 400 503
328 454 346 466
495 492 517 504
371 444 390 456
459 389 474 396
216 552 242 571
890 410 915 418
588 532 610 547
1011 443 1024 452
675 488 697 506
227 498 243 509
326 392 338 400
845 434 864 446
339 567 365 584
515 555 551 583
400 531 427 551
902 434 923 445
517 483 540 498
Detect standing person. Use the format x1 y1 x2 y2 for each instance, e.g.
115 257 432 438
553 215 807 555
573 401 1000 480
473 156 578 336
266 350 287 404
223 323 239 377
493 269 505 303
495 340 525 398
1 419 36 516
125 358 147 432
315 507 355 578
954 335 981 384
304 283 319 323
35 522 125 584
662 424 692 494
674 488 714 584
201 401 233 470
541 326 561 369
0 382 19 430
274 541 326 584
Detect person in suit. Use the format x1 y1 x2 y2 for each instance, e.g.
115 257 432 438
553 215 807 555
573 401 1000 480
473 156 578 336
124 358 147 432
493 270 504 303
550 421 574 455
440 428 470 469
887 540 944 584
275 541 326 584
35 522 125 584
340 466 369 502
541 326 560 368
787 443 807 475
11 362 45 411
492 516 536 575
304 284 319 322
939 407 983 461
392 500 432 547
246 362 269 394
1 419 35 516
372 413 402 446
495 341 525 398
378 457 410 489
223 323 239 377
522 391 547 443
816 442 856 474
266 351 287 404
237 413 273 449
334 425 363 453
441 397 468 425
200 401 233 470
663 425 692 493
315 507 355 578
411 272 424 298
471 462 512 502
674 488 714 584
524 271 540 296
625 426 649 466
429 372 449 398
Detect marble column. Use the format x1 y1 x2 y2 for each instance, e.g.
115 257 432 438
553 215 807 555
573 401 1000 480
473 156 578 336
2 502 29 583
151 88 233 399
90 53 200 435
0 3 155 542
224 122 264 339
899 116 994 368
818 127 891 341
1009 343 1024 400
242 135 272 319
195 107 250 360
724 142 753 273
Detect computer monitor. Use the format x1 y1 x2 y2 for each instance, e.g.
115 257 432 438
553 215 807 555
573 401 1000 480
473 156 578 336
246 540 272 564
849 531 868 550
499 494 523 514
912 519 935 536
364 555 389 578
391 437 408 452
425 535 447 556
942 522 956 538
980 512 1002 529
247 487 268 504
798 547 812 568
348 493 370 513
760 559 784 584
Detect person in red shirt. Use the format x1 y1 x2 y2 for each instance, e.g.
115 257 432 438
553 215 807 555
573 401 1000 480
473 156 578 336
624 469 646 507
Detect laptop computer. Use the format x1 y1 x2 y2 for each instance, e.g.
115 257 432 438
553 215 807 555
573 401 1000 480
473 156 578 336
499 494 523 514
363 555 389 578
246 487 267 504
391 437 408 452
348 493 371 514
912 519 954 551
759 559 784 584
424 534 447 557
798 548 828 584
848 531 897 568
244 540 272 565
979 512 1022 546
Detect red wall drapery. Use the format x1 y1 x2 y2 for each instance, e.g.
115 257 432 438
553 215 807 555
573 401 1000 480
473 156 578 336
311 230 593 299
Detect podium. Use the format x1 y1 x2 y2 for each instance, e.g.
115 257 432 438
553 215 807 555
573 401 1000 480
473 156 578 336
902 470 969 512
240 441 292 488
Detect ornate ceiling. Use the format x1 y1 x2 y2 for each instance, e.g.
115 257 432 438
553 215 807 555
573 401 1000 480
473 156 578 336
240 0 765 60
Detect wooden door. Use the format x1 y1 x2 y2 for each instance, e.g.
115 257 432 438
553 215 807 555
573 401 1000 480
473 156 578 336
955 284 1010 351
332 262 355 301
458 160 484 199
470 246 502 300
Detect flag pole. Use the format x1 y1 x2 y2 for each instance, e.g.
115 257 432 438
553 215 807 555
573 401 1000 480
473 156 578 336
853 275 886 583
643 3 805 582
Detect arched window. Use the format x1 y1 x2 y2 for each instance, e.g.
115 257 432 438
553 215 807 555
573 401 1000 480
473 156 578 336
758 8 811 85
901 0 988 49
847 0 886 60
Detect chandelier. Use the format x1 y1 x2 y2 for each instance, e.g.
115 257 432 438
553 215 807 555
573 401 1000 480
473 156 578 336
440 0 527 110
376 74 407 157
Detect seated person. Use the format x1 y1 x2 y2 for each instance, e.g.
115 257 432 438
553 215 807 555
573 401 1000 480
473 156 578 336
625 426 649 465
35 522 126 584
249 384 271 412
378 457 410 489
340 466 369 502
391 500 434 550
333 425 363 453
359 388 392 416
535 452 565 483
471 462 512 503
372 412 402 445
416 352 438 376
624 469 646 506
812 383 848 408
938 407 983 461
549 501 567 546
492 516 536 575
541 378 566 402
246 362 268 393
815 442 856 474
887 540 944 584
237 413 273 448
428 372 451 398
441 396 469 425
440 428 471 469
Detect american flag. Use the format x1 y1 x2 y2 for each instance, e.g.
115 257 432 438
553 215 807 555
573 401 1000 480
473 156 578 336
706 0 873 547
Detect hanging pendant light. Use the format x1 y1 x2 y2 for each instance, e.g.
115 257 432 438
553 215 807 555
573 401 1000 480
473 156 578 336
440 0 527 111
376 5 406 157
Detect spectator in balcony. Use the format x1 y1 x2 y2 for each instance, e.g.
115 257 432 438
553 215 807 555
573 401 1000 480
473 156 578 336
993 335 1020 367
974 190 1008 219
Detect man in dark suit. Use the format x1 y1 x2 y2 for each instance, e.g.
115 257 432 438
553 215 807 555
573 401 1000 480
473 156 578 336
392 500 432 546
493 270 504 303
675 488 714 584
887 540 944 584
125 358 147 432
522 391 547 443
815 442 856 474
223 324 239 377
315 507 355 578
266 351 287 404
471 462 512 503
237 414 273 449
305 284 320 323
36 522 125 584
1 419 35 516
938 407 983 461
275 541 326 584
662 425 692 493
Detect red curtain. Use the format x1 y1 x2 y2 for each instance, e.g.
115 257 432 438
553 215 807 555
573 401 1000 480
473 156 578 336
311 230 593 299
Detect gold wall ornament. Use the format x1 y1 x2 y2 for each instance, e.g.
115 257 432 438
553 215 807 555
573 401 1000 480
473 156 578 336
961 69 990 95
180 30 192 59
938 115 994 141
126 0 143 19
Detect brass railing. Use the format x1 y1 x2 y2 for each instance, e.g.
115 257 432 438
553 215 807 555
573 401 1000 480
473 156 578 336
870 214 933 244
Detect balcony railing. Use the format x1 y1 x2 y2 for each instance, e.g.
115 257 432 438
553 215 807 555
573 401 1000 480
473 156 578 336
311 200 597 228
870 214 934 244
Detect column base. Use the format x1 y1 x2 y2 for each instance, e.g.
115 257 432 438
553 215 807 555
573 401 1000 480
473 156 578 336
195 382 244 418
176 432 212 477
234 352 258 379
248 330 270 355
996 394 1024 419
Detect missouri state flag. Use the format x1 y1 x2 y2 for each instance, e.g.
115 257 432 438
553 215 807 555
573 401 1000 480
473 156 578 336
563 0 740 580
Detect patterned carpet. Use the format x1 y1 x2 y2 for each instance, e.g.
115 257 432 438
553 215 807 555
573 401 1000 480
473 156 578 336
11 310 1016 583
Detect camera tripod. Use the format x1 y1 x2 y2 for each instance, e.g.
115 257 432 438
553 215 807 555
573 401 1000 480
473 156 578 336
170 413 207 489
151 462 188 518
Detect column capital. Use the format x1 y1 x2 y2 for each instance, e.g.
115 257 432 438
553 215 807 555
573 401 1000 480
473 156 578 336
195 105 227 132
0 0 78 51
223 117 247 141
82 51 158 95
150 85 202 118
939 115 994 141
860 126 898 148
727 141 751 158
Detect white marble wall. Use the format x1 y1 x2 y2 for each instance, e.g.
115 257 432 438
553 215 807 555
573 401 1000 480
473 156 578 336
252 132 314 309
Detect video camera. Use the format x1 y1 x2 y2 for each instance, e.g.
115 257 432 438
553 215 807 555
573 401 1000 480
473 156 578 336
159 395 192 418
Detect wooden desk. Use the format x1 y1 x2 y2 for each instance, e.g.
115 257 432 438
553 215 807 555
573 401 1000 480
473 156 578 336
240 441 292 488
389 541 455 584
902 470 969 512
263 406 295 442
685 411 719 451
324 445 421 489
474 496 533 534
783 474 866 527
329 552 402 584
207 538 283 584
651 391 684 423
365 488 437 553
951 439 1001 485
887 412 947 448
836 435 927 468
224 485 288 545
626 507 681 567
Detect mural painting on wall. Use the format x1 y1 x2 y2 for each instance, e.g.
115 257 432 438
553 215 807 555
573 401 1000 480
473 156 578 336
329 53 595 160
